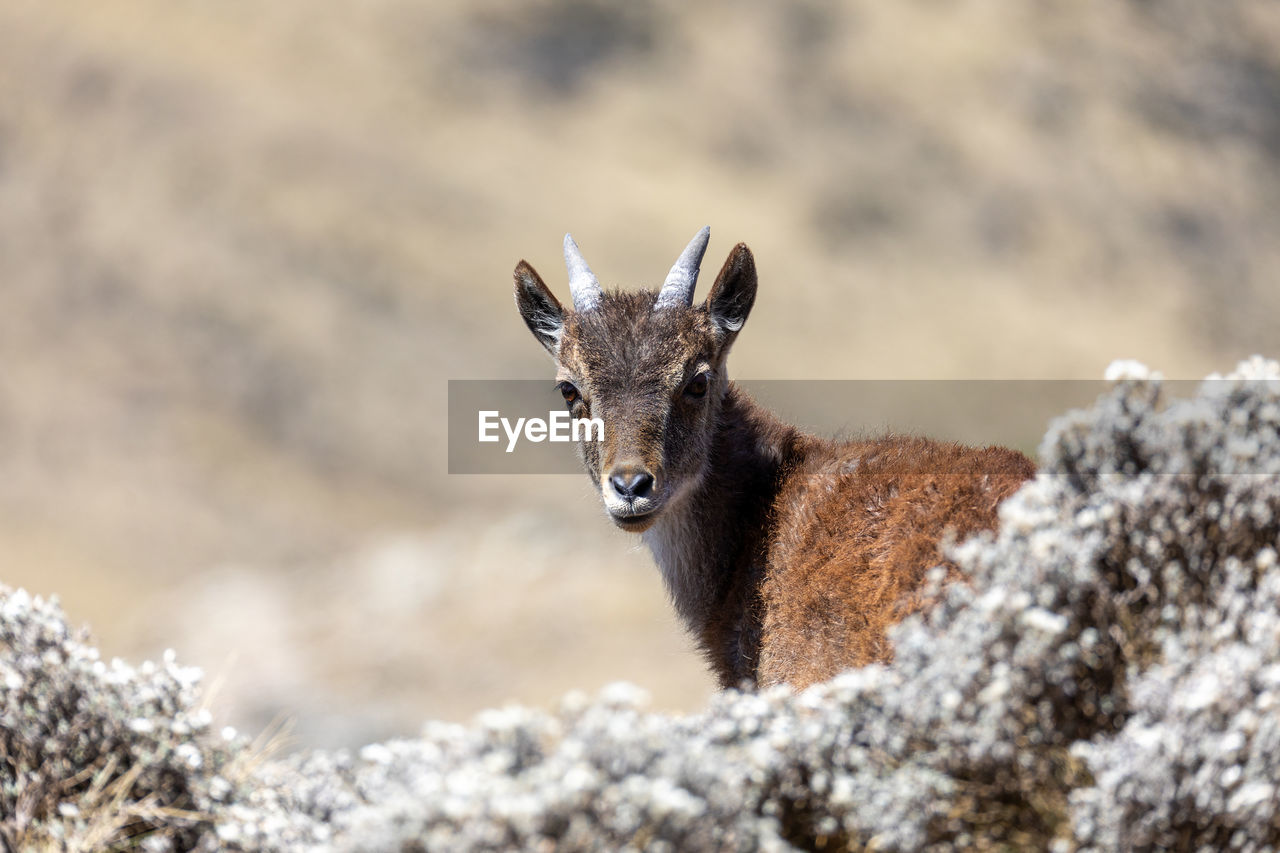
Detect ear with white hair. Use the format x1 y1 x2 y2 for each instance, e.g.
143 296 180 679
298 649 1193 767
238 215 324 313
705 242 757 341
514 260 565 356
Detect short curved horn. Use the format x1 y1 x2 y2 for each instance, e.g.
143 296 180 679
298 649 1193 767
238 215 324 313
654 226 710 310
563 233 603 313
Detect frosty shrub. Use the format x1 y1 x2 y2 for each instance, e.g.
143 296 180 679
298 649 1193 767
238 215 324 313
2 356 1279 851
0 589 242 851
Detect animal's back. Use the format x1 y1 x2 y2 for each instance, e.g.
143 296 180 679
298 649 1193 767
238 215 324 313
757 435 1035 688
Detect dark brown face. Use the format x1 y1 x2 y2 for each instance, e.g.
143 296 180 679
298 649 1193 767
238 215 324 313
514 240 757 532
553 292 726 531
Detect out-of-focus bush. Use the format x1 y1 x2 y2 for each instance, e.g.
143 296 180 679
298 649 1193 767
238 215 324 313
0 590 239 850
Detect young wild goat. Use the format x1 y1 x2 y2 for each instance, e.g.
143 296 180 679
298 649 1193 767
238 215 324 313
514 227 1035 689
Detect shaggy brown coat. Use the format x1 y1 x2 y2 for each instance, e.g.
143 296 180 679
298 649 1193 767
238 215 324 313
515 236 1035 689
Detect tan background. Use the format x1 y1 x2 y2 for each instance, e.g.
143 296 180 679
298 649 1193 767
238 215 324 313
1 0 1277 747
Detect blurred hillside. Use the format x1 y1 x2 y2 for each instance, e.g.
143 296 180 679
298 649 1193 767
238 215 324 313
0 0 1277 746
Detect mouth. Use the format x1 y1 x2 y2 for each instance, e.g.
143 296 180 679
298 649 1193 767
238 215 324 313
609 508 659 533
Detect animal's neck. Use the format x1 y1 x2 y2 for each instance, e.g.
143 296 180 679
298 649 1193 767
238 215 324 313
641 384 798 673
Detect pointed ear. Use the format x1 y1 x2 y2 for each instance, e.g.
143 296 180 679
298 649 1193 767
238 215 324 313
705 243 757 340
514 260 566 356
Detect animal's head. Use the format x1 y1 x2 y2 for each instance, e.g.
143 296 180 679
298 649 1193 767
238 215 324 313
513 227 757 532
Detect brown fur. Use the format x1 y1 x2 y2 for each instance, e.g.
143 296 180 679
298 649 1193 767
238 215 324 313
514 237 1035 690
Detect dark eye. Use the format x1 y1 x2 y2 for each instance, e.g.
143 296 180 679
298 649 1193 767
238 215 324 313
557 381 579 405
684 372 709 399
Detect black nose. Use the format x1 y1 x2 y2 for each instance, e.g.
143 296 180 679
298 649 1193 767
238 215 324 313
609 469 655 500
